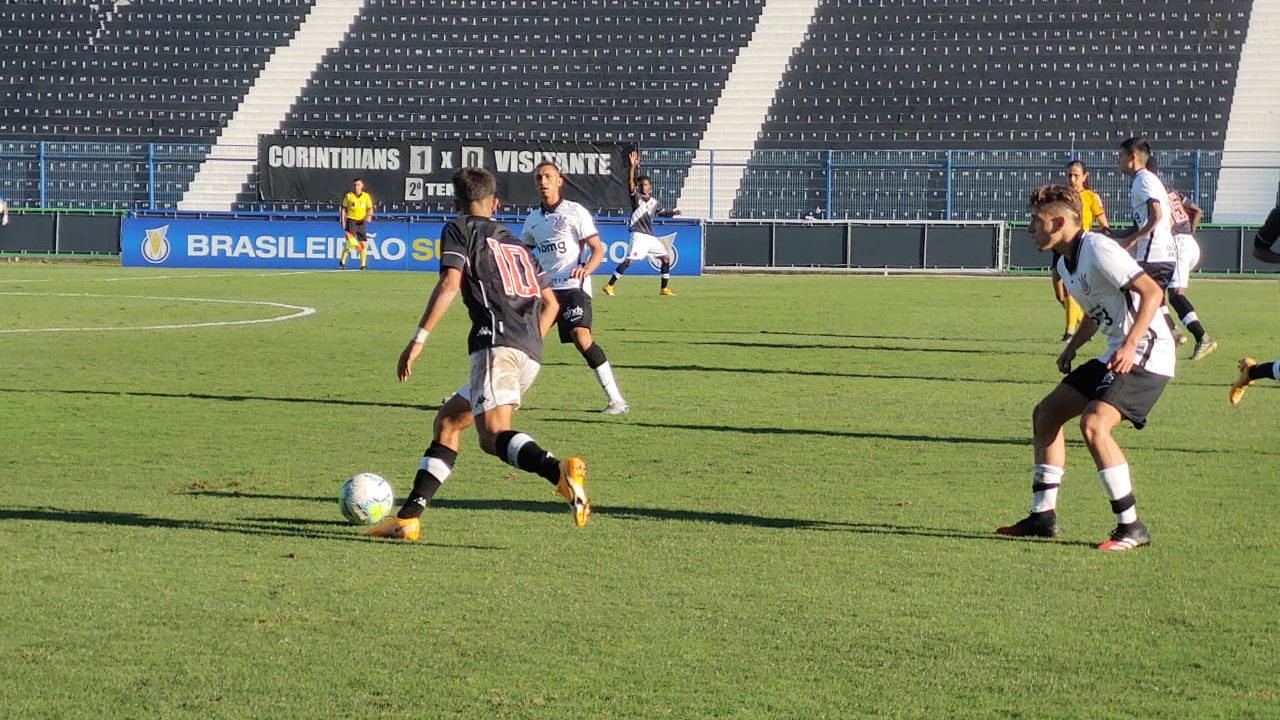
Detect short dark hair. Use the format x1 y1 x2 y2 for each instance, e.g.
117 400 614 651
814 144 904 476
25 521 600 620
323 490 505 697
1120 136 1151 161
452 167 496 208
353 177 363 183
636 174 651 185
534 159 560 175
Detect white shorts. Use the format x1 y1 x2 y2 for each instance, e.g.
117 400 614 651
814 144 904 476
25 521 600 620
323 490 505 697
454 347 540 415
625 231 670 262
1170 233 1201 290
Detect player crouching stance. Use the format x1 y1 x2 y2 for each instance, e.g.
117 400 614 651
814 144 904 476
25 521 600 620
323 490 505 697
367 168 590 540
998 185 1175 551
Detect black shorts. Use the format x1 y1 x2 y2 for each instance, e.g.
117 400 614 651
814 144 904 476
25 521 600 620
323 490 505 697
345 219 367 242
554 288 593 344
1062 359 1169 429
1138 261 1174 289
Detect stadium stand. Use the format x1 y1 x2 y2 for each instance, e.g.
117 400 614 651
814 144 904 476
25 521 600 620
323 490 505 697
732 0 1254 218
0 0 1270 219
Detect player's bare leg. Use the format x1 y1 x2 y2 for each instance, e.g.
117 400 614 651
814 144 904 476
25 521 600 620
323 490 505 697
1080 401 1149 551
998 384 1088 538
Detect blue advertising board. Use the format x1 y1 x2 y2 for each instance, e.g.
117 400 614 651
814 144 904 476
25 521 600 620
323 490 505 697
121 216 702 275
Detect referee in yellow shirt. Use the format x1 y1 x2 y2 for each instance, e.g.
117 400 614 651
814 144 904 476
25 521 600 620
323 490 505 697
1055 160 1110 339
339 178 374 270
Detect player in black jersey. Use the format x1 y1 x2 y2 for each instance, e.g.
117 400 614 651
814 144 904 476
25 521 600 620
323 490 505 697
603 149 681 296
1229 206 1280 404
367 168 591 539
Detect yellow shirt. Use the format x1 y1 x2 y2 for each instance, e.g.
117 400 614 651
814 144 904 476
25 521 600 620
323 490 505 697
1079 188 1105 231
342 191 373 221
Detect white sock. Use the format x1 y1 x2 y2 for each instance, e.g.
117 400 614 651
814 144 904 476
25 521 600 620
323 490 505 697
420 455 453 484
1031 464 1063 513
594 362 625 404
1097 464 1138 525
504 432 533 467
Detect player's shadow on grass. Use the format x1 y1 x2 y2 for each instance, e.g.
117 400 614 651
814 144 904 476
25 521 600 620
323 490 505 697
627 338 1050 357
542 416 1277 457
432 498 1096 547
545 416 1027 446
0 387 434 411
540 361 1044 386
0 506 502 549
182 489 334 503
615 328 1064 345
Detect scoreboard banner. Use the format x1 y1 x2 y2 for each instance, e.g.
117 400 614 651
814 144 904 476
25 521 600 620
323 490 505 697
258 137 633 210
121 215 702 275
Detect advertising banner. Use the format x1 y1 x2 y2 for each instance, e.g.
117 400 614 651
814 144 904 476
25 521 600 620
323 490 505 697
258 137 633 211
121 216 702 276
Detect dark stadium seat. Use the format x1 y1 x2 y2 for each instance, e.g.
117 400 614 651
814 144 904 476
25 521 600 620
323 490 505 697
0 0 1257 217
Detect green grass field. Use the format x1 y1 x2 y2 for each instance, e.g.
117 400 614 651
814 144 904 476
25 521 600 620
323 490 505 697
1 264 1277 719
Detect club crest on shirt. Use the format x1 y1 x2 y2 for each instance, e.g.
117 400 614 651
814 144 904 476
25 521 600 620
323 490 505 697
1077 274 1091 295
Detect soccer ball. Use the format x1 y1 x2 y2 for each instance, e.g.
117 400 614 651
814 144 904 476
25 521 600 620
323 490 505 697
339 473 394 525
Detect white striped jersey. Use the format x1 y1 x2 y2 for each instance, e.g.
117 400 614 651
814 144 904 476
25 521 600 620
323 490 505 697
520 199 600 293
629 189 665 237
1056 231 1176 377
1128 168 1176 263
1166 188 1194 235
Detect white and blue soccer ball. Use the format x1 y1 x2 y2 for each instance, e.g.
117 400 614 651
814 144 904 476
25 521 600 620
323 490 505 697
339 473 394 525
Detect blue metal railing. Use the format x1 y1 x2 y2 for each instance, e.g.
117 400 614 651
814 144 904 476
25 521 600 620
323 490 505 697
0 140 1249 221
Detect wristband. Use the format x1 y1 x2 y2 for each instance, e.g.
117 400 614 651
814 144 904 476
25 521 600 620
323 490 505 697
412 328 429 344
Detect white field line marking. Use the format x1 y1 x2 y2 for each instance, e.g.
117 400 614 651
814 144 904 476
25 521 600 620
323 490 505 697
0 270 324 284
0 292 316 333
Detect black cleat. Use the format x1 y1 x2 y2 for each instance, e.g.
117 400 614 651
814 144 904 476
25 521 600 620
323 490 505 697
1097 520 1150 551
996 510 1061 538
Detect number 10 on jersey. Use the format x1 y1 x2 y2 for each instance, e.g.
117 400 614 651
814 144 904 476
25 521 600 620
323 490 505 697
487 238 540 297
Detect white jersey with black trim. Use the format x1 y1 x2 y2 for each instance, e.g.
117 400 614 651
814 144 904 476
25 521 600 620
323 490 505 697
1057 231 1176 378
1129 168 1176 263
520 199 601 294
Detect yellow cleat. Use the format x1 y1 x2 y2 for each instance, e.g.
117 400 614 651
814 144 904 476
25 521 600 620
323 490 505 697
660 287 676 297
365 516 420 541
602 283 615 297
553 457 591 527
1230 357 1258 406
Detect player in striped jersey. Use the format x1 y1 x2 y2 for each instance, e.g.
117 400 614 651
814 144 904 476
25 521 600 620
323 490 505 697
1229 206 1280 404
367 168 590 540
1158 172 1218 360
602 149 681 297
998 185 1174 551
520 160 629 414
